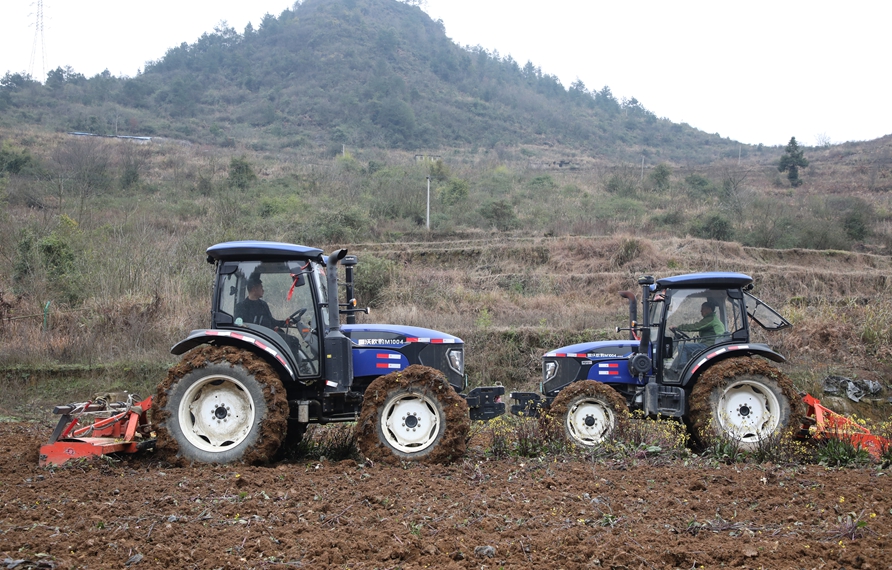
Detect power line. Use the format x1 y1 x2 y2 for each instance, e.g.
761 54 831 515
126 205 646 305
29 0 47 80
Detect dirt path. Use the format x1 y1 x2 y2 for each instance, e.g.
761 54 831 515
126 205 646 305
1 421 890 569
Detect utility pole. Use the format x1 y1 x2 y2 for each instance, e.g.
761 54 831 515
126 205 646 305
29 0 47 80
426 176 431 230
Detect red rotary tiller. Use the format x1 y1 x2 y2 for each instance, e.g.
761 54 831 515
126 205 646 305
39 395 155 467
799 393 890 459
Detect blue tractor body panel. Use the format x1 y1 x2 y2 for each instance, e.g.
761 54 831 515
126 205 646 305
543 340 642 394
343 324 465 390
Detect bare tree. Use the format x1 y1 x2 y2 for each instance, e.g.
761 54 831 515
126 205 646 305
720 161 752 217
51 137 111 226
814 132 832 148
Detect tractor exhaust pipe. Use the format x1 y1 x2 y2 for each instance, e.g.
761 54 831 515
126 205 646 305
619 291 637 341
324 249 353 392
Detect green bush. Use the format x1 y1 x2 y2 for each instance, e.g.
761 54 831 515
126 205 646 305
353 255 395 307
647 163 672 192
683 174 718 199
605 172 637 197
478 199 518 230
228 156 257 190
527 174 556 191
688 213 733 241
439 178 469 206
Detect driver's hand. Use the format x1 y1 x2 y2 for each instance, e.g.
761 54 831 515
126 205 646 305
669 325 677 331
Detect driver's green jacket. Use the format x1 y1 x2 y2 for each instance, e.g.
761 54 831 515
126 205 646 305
677 312 725 344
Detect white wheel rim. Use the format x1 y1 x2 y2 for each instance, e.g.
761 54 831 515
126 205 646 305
380 391 441 454
178 374 256 453
717 380 781 443
566 398 614 446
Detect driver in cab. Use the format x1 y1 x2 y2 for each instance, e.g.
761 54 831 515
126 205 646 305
235 274 287 330
670 301 725 346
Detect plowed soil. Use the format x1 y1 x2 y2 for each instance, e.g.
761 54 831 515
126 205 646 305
2 422 891 569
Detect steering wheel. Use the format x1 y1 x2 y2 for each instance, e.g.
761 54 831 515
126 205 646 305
672 328 692 340
285 308 307 325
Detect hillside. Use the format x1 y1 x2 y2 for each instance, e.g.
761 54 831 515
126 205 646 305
1 0 891 428
0 0 748 162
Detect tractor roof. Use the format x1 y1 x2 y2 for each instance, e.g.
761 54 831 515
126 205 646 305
206 241 325 263
655 271 752 290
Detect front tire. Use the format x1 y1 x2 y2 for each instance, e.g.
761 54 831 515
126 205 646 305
546 381 629 447
688 358 803 451
355 365 469 464
153 346 289 464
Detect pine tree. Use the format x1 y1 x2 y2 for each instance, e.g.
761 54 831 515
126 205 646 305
778 137 809 187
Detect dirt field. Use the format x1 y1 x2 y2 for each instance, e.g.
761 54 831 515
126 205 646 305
2 421 890 570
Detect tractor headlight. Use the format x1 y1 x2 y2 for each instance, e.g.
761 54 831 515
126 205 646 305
543 360 558 382
446 348 464 375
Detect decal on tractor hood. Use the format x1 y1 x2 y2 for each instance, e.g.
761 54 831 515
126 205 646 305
356 338 405 346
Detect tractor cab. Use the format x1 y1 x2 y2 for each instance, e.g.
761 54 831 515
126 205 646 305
214 256 326 377
170 241 359 394
644 273 791 385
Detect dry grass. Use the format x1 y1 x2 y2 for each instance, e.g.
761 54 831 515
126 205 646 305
2 128 892 417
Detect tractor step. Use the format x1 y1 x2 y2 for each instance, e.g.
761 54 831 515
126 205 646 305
644 383 686 417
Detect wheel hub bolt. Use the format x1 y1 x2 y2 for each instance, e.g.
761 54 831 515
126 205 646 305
403 414 420 430
584 415 596 427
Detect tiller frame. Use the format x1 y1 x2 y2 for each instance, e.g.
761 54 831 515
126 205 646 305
800 393 890 459
39 395 155 467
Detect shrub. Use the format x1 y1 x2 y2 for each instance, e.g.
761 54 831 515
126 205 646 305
647 163 672 192
684 173 715 198
478 199 518 231
688 213 733 241
353 255 395 307
527 174 556 191
605 172 637 197
439 178 469 206
228 156 257 189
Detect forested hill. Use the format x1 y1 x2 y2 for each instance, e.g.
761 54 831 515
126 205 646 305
1 0 744 161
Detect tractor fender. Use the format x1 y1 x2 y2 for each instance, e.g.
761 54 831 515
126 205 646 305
681 343 785 387
171 329 297 382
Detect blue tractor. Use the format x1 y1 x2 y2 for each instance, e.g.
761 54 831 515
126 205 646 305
152 241 504 464
511 272 804 450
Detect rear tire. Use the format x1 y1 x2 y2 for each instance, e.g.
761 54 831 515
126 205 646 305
546 381 629 447
688 358 803 452
355 365 469 464
153 346 289 464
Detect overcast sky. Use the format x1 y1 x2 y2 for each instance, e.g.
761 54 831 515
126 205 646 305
2 0 888 147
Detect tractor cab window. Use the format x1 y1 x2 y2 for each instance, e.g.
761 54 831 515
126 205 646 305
217 260 322 376
744 292 791 331
662 288 743 379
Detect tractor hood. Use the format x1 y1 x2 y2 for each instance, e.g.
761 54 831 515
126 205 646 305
343 324 465 389
342 324 462 347
544 339 639 359
541 339 642 395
